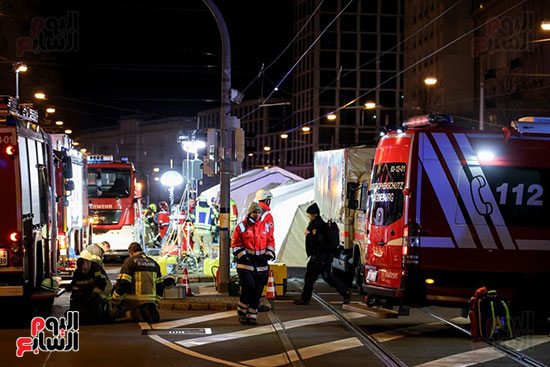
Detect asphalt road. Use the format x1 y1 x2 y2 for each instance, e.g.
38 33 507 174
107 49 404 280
1 265 549 367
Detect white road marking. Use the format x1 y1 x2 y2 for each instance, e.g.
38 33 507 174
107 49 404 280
148 335 249 367
413 335 550 367
241 337 363 366
177 313 365 348
151 310 236 329
373 317 469 343
139 322 151 330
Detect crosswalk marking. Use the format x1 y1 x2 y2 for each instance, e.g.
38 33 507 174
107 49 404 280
177 313 366 348
151 310 236 329
373 317 469 343
241 337 363 366
413 335 550 367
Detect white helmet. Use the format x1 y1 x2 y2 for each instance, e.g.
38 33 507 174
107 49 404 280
255 189 273 201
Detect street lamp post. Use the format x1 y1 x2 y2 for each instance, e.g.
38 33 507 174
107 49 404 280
479 81 485 131
202 0 232 294
13 62 28 100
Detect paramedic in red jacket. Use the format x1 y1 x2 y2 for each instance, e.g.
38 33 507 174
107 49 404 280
231 202 276 325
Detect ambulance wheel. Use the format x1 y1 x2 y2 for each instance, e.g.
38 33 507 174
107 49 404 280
365 294 377 307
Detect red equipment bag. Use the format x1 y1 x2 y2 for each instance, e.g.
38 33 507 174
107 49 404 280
469 286 488 338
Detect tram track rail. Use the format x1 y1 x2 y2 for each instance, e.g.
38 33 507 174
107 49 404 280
419 308 548 367
289 279 408 367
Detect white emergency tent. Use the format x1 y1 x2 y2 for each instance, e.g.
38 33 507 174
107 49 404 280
276 201 312 267
201 166 304 222
260 178 314 250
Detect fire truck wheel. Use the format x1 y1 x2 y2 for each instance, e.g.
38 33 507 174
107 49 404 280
354 264 365 294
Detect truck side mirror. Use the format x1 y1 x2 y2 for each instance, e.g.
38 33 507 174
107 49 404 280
346 182 359 199
65 180 75 191
62 156 73 179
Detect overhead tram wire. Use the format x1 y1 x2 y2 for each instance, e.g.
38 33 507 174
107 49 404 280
287 0 528 133
240 0 325 96
264 0 466 132
315 0 465 101
239 0 354 121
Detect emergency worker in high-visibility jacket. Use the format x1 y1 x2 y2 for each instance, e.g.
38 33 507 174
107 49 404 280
156 201 170 238
112 242 164 323
255 189 275 312
70 257 112 323
255 189 274 239
79 241 110 267
231 202 276 325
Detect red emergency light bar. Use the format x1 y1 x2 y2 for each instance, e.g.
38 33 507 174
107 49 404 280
403 113 453 129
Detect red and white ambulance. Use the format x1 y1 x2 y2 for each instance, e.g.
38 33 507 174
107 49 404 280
363 114 550 317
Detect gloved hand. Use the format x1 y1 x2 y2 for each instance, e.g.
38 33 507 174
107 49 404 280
111 291 123 305
265 253 274 261
92 287 103 298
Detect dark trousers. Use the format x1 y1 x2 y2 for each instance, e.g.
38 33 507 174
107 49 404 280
301 253 348 301
237 269 268 319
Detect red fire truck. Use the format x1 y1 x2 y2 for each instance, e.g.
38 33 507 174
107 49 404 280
363 114 550 323
51 134 91 277
87 155 143 256
0 96 63 307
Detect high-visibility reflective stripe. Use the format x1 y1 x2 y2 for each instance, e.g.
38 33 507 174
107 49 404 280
126 294 156 301
117 273 133 283
135 272 142 295
238 223 245 232
260 211 270 221
236 264 268 272
245 248 266 255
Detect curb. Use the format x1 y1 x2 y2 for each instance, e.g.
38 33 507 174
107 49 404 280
160 296 239 311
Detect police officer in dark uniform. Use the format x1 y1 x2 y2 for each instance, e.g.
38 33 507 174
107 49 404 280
294 203 351 305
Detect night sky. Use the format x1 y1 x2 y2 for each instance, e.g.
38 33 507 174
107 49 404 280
0 1 293 133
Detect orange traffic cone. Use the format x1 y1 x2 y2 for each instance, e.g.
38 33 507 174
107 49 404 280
266 270 276 299
182 267 192 296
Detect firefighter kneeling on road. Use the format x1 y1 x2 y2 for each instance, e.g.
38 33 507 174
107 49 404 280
69 257 112 324
112 242 164 323
232 202 276 325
